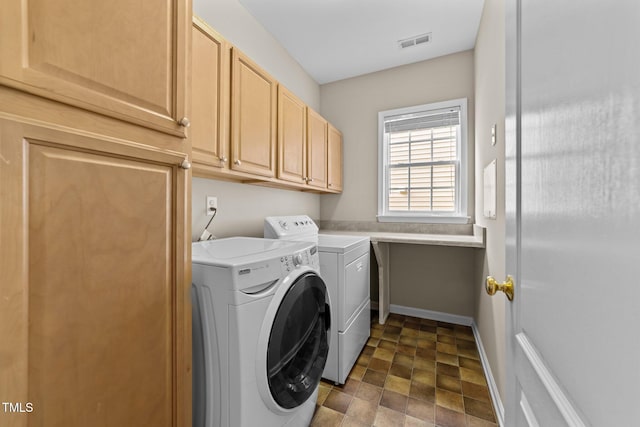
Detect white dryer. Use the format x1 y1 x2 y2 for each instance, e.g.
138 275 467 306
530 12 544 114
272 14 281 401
265 216 370 384
192 237 331 427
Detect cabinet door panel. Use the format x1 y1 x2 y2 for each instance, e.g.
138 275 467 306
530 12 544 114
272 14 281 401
0 121 190 426
328 124 343 192
307 108 328 189
0 0 189 137
278 86 306 184
191 18 230 168
231 49 277 177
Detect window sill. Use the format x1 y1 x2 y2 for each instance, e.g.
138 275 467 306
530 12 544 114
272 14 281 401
377 214 471 224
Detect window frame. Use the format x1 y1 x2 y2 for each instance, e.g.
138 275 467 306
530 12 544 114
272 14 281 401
377 98 469 224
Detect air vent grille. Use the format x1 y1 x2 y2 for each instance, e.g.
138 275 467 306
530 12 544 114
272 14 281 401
398 32 432 49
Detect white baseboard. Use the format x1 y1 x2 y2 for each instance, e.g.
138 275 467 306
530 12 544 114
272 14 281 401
387 304 505 427
389 304 473 326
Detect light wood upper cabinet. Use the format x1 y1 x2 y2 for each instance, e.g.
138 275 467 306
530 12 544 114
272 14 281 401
191 17 230 169
0 119 191 427
277 86 307 184
231 48 277 177
0 0 190 138
328 124 343 192
306 108 328 189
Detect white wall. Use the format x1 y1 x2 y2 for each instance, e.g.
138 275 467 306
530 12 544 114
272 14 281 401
192 0 321 240
193 0 319 109
319 51 475 223
474 0 506 404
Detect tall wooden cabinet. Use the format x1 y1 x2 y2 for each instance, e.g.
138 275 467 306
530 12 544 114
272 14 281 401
0 1 192 426
0 0 190 137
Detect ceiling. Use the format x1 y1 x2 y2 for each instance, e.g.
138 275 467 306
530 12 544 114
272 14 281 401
238 0 485 84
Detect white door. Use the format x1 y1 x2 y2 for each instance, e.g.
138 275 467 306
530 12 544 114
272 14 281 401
504 1 640 426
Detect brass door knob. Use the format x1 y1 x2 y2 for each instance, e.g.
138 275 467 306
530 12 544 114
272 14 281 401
486 275 514 301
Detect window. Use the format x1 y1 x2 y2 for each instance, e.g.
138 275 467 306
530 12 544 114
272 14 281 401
378 98 468 223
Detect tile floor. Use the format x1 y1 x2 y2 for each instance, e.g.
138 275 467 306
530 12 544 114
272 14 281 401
310 312 498 427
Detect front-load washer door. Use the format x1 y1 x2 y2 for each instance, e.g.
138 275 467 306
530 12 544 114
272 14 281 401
266 272 330 409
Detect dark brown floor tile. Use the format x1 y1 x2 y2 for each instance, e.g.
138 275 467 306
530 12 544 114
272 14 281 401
406 397 435 422
464 396 496 422
457 339 478 350
355 381 383 402
415 347 436 360
362 345 375 356
400 328 420 338
378 339 397 350
310 406 344 427
420 318 438 326
461 381 491 403
336 378 360 395
371 328 383 338
323 389 352 414
345 396 377 425
409 381 436 403
437 334 457 344
362 368 387 387
369 357 392 373
459 356 483 372
380 389 408 413
436 326 455 336
404 321 421 330
435 405 466 427
389 363 412 380
436 351 459 366
436 362 460 378
436 388 464 413
412 368 435 386
385 325 403 335
393 353 414 368
419 324 437 333
397 344 417 356
436 373 462 394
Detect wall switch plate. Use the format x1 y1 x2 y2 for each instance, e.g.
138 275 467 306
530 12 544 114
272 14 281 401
491 124 497 146
206 196 217 215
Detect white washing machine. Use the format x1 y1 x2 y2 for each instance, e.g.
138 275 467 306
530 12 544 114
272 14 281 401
192 237 331 427
264 216 370 384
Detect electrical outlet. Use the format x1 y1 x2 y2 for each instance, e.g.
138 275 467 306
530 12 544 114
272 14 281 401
206 196 218 216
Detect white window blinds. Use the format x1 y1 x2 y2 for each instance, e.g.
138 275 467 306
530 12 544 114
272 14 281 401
384 107 460 213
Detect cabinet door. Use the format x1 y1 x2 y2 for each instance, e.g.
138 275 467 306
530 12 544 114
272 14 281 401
306 108 328 189
191 18 230 169
328 124 343 192
0 0 190 138
277 86 307 184
0 120 191 427
231 48 277 177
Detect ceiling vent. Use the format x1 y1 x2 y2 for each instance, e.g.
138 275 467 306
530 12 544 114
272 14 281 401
398 33 432 49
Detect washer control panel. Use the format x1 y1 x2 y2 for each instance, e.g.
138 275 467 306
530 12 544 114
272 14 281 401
279 247 319 274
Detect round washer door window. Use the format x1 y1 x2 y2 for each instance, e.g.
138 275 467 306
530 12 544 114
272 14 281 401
266 272 330 409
